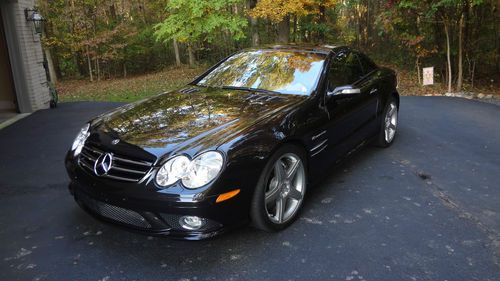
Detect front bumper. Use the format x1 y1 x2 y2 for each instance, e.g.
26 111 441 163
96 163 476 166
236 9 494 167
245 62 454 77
71 183 234 240
66 153 255 240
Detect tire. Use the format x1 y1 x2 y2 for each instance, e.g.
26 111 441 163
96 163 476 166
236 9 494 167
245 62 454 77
250 144 307 232
375 97 398 147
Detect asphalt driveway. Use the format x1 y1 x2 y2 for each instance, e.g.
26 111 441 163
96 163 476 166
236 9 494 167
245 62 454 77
0 97 499 281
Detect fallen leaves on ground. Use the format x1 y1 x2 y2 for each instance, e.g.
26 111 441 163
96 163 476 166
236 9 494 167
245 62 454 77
57 66 205 102
57 64 499 103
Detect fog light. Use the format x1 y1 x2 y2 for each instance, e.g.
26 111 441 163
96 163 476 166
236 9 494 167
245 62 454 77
179 216 206 230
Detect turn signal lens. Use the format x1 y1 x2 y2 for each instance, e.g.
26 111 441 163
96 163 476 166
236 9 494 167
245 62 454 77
216 189 240 203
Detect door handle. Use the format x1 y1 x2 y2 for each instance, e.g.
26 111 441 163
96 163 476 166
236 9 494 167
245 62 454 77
369 88 378 95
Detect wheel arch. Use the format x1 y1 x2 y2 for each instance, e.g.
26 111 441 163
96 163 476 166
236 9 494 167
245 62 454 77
266 138 310 179
249 138 309 231
392 91 400 107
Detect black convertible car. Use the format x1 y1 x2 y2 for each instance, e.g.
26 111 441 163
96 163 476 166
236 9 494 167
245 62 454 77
65 45 399 240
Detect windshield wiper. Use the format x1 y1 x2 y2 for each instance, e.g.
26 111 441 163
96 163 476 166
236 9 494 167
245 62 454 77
221 86 282 95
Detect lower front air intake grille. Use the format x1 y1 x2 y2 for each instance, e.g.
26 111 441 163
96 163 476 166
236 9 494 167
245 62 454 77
78 193 152 229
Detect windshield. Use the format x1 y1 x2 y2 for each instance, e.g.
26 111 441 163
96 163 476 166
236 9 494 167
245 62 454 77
196 50 326 96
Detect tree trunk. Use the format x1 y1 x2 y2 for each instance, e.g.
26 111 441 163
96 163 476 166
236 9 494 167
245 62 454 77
416 57 421 85
187 43 195 67
247 0 259 46
95 57 100 81
471 60 475 88
356 4 361 49
44 48 58 84
366 0 373 47
86 46 93 82
251 16 260 46
250 18 260 47
277 15 290 43
173 39 181 67
318 4 326 43
141 0 148 24
75 53 85 77
466 54 476 89
292 16 297 42
247 0 260 47
456 14 464 92
52 51 62 79
444 21 452 93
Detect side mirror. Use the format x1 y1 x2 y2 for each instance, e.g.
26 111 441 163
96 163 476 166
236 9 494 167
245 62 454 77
327 85 361 99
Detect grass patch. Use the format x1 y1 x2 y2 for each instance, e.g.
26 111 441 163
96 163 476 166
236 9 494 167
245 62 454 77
381 63 500 97
57 66 205 103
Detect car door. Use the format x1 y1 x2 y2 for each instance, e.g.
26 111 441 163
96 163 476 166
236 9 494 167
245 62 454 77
355 52 381 137
324 50 378 159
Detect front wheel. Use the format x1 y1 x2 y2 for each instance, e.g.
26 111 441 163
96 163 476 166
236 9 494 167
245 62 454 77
250 145 307 232
375 98 398 147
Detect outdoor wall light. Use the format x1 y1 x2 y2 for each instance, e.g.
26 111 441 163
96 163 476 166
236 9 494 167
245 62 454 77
24 8 45 35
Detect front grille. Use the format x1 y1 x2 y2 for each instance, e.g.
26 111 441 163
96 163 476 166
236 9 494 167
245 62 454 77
78 194 152 229
79 144 153 182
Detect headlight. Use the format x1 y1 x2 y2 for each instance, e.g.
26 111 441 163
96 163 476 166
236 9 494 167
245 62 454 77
71 123 90 156
155 155 190 187
155 151 224 189
183 151 224 189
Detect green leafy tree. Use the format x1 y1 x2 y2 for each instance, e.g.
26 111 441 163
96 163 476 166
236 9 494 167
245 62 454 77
154 0 248 67
397 0 485 92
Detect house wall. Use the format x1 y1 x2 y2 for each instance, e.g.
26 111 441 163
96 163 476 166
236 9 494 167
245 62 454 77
0 0 50 113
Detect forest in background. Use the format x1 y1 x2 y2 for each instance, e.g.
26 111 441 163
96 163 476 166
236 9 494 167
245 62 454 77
38 0 499 98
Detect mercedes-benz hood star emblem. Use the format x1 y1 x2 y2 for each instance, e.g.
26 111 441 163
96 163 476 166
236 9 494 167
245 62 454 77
94 153 113 176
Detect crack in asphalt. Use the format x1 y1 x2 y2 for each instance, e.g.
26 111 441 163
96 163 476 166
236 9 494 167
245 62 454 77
416 172 431 181
395 157 500 266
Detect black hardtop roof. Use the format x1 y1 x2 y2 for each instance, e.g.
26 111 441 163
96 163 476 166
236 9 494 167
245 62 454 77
243 44 348 55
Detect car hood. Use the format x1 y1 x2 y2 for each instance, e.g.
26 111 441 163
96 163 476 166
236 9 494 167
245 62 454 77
95 86 306 158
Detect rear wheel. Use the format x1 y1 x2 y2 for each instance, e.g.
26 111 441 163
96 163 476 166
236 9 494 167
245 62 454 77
375 98 398 147
251 145 307 231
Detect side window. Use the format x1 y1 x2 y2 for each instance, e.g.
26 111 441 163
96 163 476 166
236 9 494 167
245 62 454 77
327 51 364 92
327 51 349 91
345 52 364 84
358 53 377 75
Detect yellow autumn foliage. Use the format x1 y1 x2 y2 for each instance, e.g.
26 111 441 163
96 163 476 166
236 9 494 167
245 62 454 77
249 0 338 22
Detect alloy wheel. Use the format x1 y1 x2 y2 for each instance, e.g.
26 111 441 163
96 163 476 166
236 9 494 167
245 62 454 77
265 153 306 224
384 102 398 143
